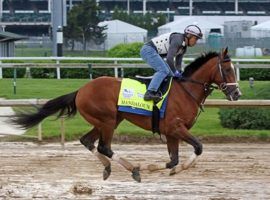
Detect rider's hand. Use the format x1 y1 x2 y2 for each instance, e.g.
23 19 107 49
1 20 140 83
174 70 182 78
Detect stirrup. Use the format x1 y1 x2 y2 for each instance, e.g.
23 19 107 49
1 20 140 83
144 91 162 102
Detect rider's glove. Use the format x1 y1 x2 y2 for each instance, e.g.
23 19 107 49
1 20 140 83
174 70 182 78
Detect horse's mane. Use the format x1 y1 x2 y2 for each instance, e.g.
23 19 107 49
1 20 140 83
183 52 219 77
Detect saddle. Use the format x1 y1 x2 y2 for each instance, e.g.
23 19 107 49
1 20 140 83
134 75 172 134
135 75 172 103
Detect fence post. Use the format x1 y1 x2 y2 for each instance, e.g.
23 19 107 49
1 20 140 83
56 59 61 79
236 62 240 81
88 64 93 80
25 67 31 78
60 117 65 147
114 60 118 78
121 68 124 78
13 67 17 95
0 60 2 79
38 123 42 141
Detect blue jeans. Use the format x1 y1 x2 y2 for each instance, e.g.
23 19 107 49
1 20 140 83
140 44 173 92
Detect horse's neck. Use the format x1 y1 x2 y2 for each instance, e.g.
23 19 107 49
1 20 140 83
182 60 215 104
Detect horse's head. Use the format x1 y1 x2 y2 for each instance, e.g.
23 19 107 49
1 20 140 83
212 47 242 101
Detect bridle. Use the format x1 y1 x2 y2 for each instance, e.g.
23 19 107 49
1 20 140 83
214 55 239 101
179 54 239 109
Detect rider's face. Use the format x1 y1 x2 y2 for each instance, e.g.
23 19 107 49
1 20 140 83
188 35 199 47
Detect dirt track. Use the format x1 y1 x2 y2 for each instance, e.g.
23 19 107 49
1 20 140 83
0 142 269 199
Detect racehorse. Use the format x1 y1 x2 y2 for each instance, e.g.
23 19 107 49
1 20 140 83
13 48 241 182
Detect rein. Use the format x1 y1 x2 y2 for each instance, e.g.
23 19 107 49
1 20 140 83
178 77 217 127
178 77 217 111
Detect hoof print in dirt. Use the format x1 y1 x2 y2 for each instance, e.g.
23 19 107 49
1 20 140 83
72 183 93 195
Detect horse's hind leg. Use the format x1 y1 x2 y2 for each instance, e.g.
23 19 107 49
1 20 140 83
97 121 141 182
80 127 99 151
80 127 112 180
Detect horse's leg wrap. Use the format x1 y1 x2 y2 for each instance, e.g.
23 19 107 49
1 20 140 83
168 121 202 175
97 142 114 158
194 141 203 156
170 153 198 175
80 133 95 151
91 147 111 180
80 129 111 180
166 157 179 169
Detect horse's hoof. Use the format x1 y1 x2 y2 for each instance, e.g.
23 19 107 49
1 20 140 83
169 167 176 176
103 165 111 180
132 167 141 183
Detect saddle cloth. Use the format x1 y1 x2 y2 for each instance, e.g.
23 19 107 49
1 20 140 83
117 77 172 118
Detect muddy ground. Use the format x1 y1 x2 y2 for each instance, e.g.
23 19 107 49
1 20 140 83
0 142 269 199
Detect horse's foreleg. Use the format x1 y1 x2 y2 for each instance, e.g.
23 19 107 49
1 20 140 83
80 128 112 180
169 122 202 175
166 136 179 168
140 135 179 172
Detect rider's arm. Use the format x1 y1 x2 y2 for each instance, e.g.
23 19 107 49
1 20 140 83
175 48 186 71
166 34 184 73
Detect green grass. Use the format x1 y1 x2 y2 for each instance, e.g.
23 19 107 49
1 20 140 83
15 47 52 57
192 108 270 137
0 79 89 99
0 78 269 140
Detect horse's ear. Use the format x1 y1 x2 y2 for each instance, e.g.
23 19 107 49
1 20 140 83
223 47 228 56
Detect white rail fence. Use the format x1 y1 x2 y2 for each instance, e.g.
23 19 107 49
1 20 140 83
0 99 270 145
0 57 270 81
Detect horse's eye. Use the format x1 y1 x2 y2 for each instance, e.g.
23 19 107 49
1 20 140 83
225 68 231 73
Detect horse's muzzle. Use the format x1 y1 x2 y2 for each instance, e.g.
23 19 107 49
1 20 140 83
226 87 242 101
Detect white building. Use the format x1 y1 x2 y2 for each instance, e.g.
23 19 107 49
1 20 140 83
158 17 223 42
98 20 147 50
251 20 270 38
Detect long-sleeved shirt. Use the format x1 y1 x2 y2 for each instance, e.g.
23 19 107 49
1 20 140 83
165 33 187 72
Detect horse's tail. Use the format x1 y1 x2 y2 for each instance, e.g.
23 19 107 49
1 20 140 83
13 91 78 129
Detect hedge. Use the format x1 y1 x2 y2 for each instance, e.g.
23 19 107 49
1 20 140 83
240 68 270 81
219 108 270 130
107 42 143 58
107 42 154 78
3 68 26 78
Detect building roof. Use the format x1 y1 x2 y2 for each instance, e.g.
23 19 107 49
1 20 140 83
251 20 270 30
158 17 223 35
0 31 27 42
98 20 147 34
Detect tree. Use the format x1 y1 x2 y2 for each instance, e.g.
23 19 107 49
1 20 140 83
64 0 106 51
112 8 166 37
64 9 81 51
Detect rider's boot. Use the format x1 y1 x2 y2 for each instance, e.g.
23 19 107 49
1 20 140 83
144 90 162 102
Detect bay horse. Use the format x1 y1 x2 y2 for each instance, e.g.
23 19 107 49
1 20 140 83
13 48 241 182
